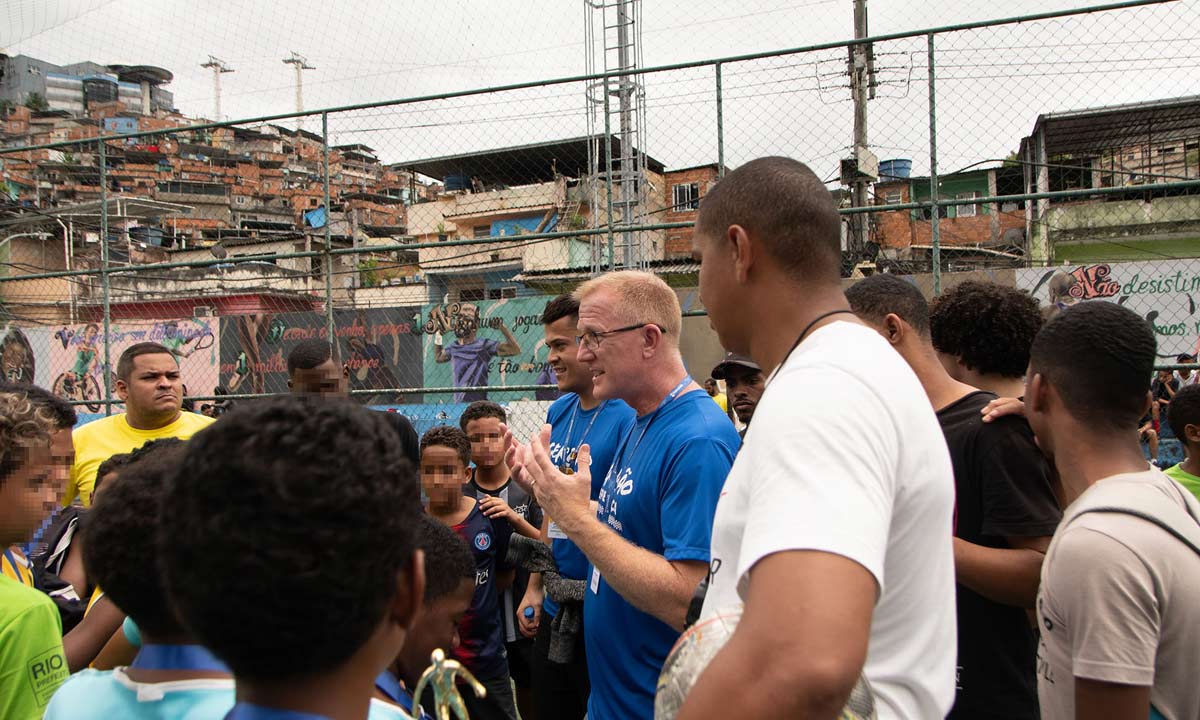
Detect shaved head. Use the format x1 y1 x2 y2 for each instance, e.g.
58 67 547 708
695 156 843 283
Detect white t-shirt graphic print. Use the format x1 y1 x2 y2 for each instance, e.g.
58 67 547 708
702 321 957 720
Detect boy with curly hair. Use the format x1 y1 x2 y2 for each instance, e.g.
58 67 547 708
0 390 70 719
930 280 1042 399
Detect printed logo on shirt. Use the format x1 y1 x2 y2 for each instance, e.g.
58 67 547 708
476 568 490 587
26 646 68 704
614 467 634 496
474 531 492 551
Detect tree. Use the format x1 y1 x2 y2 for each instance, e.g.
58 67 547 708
24 92 48 112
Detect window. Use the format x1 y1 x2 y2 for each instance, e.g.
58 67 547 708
884 191 903 205
956 192 981 218
459 288 486 302
473 225 491 239
488 287 518 300
235 196 247 205
672 182 700 211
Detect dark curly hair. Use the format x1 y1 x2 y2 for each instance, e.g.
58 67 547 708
83 438 185 637
420 425 471 468
417 514 475 602
93 452 133 495
930 280 1043 379
1169 384 1200 449
158 395 422 682
458 400 506 431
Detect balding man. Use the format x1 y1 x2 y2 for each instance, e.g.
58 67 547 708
680 157 957 720
507 271 740 720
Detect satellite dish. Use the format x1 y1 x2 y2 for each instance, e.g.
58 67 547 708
210 243 228 259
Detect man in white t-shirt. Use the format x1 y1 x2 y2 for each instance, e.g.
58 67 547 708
677 156 957 720
1023 302 1200 720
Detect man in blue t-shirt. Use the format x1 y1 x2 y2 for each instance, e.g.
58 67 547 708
517 294 635 720
434 303 521 402
506 272 740 720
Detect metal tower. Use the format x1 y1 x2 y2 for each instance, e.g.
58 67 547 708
585 0 649 272
200 56 234 121
282 51 315 131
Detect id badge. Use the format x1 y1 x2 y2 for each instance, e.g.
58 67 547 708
547 519 568 540
590 566 601 594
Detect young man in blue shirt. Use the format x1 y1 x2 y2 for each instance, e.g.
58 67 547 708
507 272 740 720
517 294 636 720
159 396 426 720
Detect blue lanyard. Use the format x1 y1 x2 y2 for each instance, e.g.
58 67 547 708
224 703 332 720
562 399 607 471
130 644 228 673
610 377 692 475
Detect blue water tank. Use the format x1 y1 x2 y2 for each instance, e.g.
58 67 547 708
879 158 912 179
444 174 470 191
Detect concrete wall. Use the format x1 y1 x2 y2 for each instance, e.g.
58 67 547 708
1047 195 1200 243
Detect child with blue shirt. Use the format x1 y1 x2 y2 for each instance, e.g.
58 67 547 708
158 397 426 720
420 425 517 720
372 515 477 720
44 438 235 719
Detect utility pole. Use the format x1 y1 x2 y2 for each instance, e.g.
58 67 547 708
200 56 234 121
848 0 874 254
282 51 315 130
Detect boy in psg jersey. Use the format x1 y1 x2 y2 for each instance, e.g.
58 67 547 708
460 401 539 719
159 396 425 720
518 294 636 720
421 425 517 720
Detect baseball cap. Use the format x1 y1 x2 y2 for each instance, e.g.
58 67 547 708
711 352 761 379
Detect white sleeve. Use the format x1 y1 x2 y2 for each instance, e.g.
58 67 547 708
737 371 897 592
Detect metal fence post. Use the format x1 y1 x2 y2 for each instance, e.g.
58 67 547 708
98 137 113 414
715 62 725 178
602 76 615 271
926 33 941 295
321 112 335 342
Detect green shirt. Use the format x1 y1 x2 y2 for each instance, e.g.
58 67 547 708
0 575 69 719
1164 463 1200 504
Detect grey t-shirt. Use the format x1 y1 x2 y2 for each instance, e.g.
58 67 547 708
1037 469 1200 720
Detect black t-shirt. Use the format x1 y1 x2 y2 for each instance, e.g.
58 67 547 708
938 391 1062 720
465 474 543 644
1153 377 1180 403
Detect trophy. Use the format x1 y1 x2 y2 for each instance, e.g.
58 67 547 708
655 605 877 720
412 648 487 720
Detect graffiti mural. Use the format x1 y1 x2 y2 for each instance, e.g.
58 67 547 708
43 319 220 412
218 309 423 403
1019 259 1200 357
0 324 36 385
416 297 555 403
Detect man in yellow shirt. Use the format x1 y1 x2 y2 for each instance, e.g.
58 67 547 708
703 377 729 414
66 343 213 506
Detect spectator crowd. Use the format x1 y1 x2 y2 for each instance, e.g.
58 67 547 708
2 156 1198 720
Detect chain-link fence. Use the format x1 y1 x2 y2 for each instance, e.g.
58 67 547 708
1 0 1198 438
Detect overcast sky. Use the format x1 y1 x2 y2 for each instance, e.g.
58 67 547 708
3 0 1197 181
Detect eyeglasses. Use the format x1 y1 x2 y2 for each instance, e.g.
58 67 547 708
576 323 664 350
